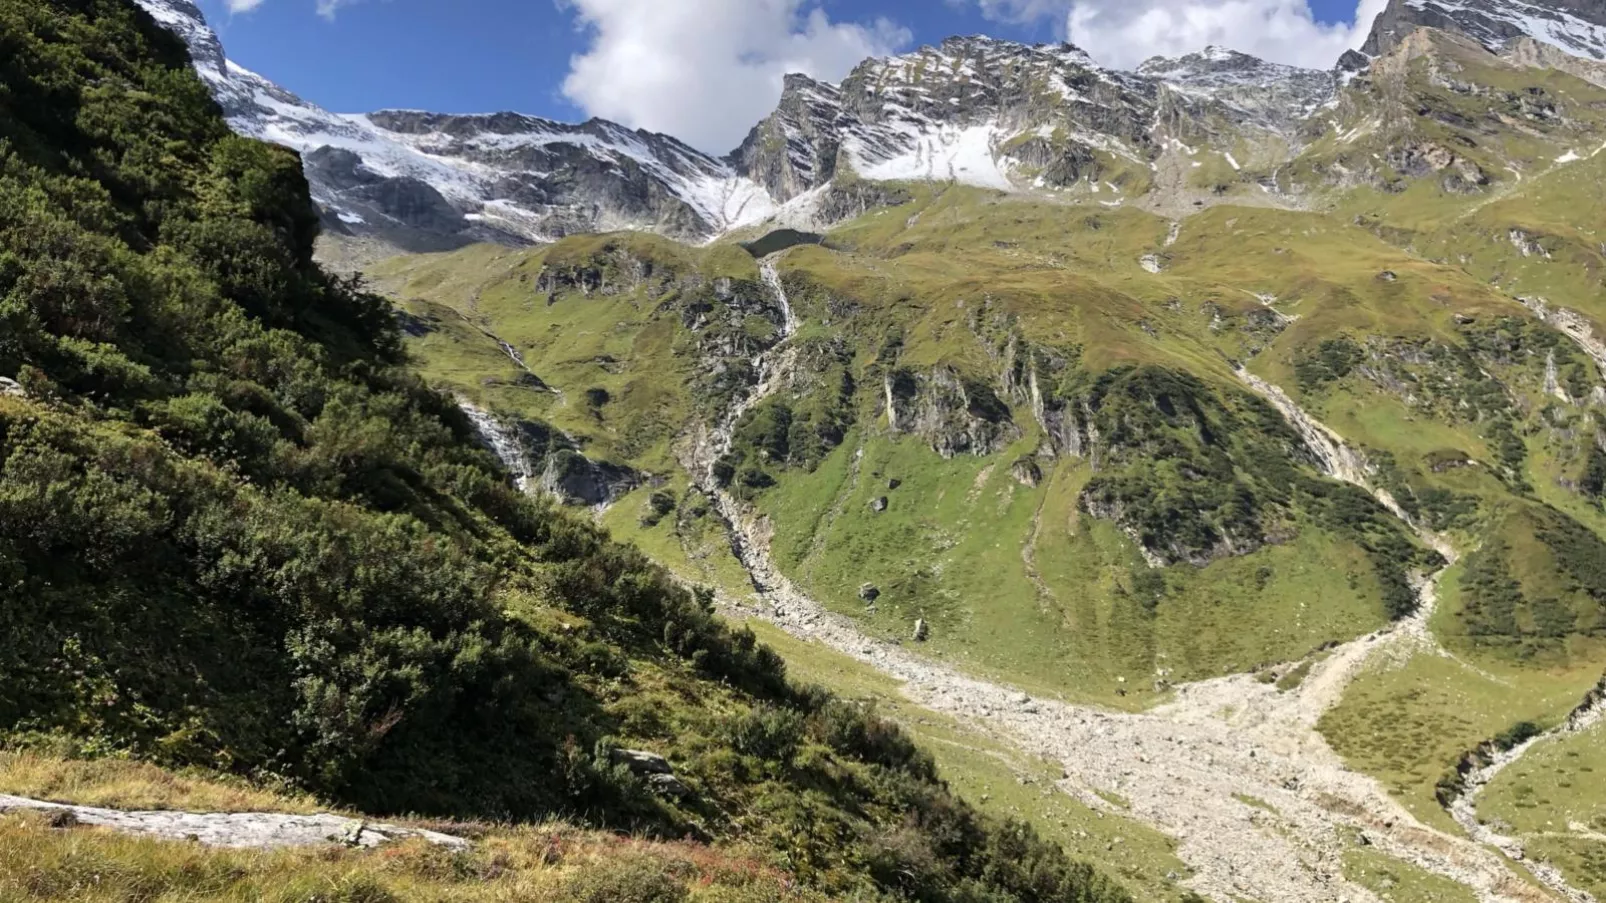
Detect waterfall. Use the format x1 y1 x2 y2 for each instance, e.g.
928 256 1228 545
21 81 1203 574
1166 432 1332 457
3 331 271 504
458 399 535 493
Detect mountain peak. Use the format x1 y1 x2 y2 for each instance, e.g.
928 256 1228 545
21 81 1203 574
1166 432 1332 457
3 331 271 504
1360 0 1606 60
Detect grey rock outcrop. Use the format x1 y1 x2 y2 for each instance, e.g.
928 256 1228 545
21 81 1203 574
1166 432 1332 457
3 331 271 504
610 749 692 799
611 748 674 775
1138 46 1339 132
884 367 1022 459
459 401 641 507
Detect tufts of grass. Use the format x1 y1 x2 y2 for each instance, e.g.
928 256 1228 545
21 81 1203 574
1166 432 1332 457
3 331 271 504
0 809 825 903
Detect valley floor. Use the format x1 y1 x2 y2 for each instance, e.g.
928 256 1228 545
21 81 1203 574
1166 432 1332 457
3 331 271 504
719 504 1597 903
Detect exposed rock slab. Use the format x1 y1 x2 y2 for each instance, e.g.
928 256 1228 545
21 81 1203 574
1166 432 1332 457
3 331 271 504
0 795 468 851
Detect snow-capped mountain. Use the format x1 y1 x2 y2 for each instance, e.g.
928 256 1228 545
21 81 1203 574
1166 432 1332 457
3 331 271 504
1361 0 1606 60
133 0 774 248
1137 47 1339 130
731 36 1344 210
136 0 1606 248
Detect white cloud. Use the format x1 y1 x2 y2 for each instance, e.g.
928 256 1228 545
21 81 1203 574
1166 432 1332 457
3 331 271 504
969 0 1392 70
1068 0 1390 69
314 0 365 18
217 0 363 18
559 0 911 153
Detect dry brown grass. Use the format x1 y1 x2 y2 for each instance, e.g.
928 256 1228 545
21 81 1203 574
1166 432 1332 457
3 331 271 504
0 752 322 814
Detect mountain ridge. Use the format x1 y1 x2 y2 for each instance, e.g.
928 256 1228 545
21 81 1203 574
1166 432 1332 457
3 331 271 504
137 0 1606 252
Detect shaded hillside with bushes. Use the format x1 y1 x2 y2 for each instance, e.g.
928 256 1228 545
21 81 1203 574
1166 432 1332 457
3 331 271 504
0 3 1135 900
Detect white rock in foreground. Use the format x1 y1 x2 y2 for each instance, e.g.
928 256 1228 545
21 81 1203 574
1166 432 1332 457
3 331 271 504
0 794 468 851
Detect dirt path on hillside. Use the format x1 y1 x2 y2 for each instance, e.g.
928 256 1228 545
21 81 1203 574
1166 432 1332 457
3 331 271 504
685 268 1570 901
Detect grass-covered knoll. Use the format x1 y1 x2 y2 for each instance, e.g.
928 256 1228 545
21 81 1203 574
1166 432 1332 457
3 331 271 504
1341 842 1482 903
1418 150 1606 325
1449 504 1606 658
750 423 1417 708
0 4 1139 901
1480 718 1606 837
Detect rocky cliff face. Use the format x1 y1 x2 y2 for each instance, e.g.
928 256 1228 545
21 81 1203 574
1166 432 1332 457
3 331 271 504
1360 0 1606 60
1137 47 1339 132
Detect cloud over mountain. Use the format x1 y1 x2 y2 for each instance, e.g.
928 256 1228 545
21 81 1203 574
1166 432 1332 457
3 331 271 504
560 0 910 153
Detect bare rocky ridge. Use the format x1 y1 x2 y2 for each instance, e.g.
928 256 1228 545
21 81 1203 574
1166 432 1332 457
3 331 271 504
1361 0 1606 60
133 0 777 250
0 795 467 851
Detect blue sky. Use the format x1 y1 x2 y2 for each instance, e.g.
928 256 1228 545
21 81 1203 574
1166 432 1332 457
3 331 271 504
195 0 1379 152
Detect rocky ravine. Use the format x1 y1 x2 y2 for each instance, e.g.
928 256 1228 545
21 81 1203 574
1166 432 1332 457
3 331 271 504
693 308 1578 900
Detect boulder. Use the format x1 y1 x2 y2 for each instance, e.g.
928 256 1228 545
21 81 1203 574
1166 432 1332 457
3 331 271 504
888 478 902 490
0 377 22 398
610 748 673 776
611 749 694 800
859 584 881 603
871 496 889 513
1378 270 1398 282
913 619 930 642
646 772 692 800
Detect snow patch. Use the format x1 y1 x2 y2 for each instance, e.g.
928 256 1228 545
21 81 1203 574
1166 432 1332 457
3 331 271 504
853 124 1016 191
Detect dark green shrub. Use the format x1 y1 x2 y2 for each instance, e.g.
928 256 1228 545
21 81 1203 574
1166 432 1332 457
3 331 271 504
724 706 806 763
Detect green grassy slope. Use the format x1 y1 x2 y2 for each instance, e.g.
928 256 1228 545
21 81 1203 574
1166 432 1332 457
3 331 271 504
384 183 1582 701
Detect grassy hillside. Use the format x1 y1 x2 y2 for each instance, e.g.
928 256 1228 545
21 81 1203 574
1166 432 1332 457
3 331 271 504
372 23 1606 893
0 3 1146 901
379 179 1606 700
